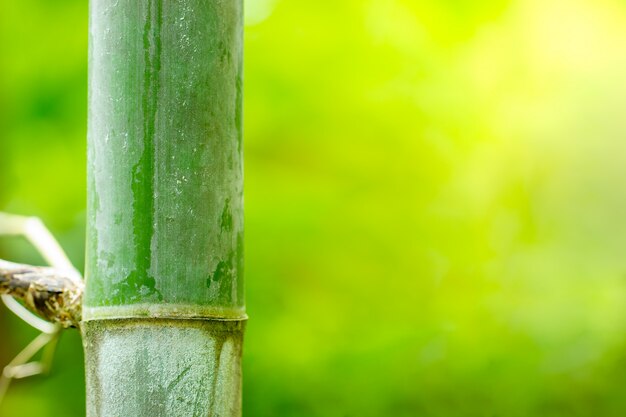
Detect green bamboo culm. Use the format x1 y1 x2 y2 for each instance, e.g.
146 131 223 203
83 0 244 415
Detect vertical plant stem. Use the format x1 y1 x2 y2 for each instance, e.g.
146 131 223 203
84 0 244 415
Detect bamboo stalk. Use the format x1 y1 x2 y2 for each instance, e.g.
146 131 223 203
84 0 244 415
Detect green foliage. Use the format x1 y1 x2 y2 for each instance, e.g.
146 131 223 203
1 0 626 415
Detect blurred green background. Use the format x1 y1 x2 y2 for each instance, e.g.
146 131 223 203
2 0 626 415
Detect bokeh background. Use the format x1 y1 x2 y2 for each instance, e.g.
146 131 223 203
2 0 626 415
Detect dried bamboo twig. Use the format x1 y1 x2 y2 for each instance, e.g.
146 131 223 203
0 259 83 328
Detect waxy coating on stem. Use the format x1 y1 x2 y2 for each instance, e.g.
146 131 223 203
83 319 244 416
0 260 83 328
